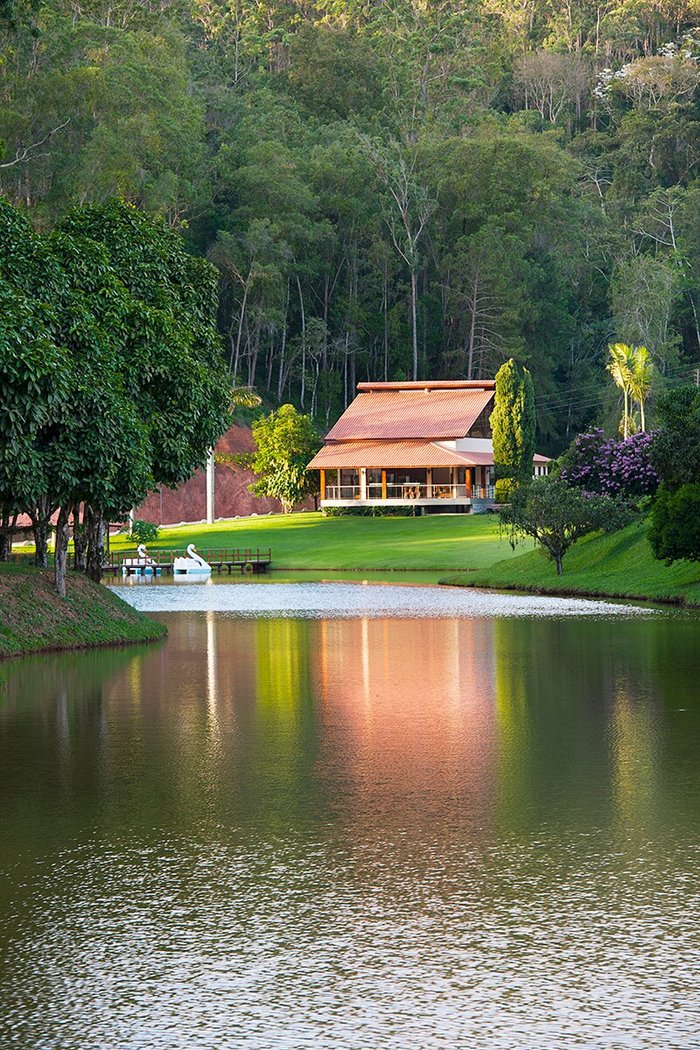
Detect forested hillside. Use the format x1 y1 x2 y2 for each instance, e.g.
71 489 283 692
2 0 699 449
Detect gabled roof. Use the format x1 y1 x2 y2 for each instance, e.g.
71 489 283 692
308 440 493 470
325 382 495 441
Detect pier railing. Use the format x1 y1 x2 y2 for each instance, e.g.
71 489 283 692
103 547 272 574
6 546 273 574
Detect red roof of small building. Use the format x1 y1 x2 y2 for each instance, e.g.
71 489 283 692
325 382 495 441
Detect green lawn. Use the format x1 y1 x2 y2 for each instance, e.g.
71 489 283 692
442 518 700 606
112 512 522 572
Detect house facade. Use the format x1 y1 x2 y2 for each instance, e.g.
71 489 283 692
308 380 549 513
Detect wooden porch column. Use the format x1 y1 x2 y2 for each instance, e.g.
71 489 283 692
360 468 367 500
381 470 387 500
427 468 432 499
452 466 457 498
320 469 326 500
466 468 472 498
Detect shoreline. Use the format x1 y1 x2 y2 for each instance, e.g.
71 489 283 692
0 566 166 661
438 577 695 609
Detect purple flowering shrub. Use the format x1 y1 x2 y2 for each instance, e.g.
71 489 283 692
559 428 659 499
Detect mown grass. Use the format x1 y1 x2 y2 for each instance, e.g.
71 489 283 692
441 518 700 606
110 511 523 571
0 565 166 659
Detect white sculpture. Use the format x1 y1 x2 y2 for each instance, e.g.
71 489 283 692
122 544 158 576
173 543 212 576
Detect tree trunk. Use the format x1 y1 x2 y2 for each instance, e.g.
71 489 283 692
0 506 11 561
73 503 87 571
54 506 70 598
555 553 563 576
297 274 306 409
410 269 418 380
85 507 106 583
31 496 53 568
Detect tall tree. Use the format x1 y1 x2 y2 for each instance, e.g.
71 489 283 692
490 358 536 501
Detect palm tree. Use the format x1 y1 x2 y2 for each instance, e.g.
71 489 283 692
607 343 635 439
629 345 653 432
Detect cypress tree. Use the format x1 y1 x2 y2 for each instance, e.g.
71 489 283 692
490 359 536 502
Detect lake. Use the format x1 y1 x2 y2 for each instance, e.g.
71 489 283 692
1 583 699 1048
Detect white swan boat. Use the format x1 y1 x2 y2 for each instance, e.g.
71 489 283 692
122 544 159 576
173 544 212 576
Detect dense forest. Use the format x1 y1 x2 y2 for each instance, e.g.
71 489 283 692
1 0 699 450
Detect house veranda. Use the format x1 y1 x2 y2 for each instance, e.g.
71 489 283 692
308 380 549 514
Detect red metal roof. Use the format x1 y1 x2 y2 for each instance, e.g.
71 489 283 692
325 387 495 441
308 441 494 470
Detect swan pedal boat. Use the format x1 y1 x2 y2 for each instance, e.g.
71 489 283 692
173 544 212 576
122 545 160 576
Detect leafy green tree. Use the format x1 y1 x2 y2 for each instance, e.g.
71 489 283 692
249 404 320 513
648 386 700 569
0 196 232 592
502 476 630 576
650 385 700 492
490 358 536 502
649 483 700 565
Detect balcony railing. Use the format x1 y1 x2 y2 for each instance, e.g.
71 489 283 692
323 483 495 502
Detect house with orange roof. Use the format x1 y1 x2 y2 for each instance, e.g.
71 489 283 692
308 380 549 513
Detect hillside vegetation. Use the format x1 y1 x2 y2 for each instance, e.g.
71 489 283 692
2 1 699 448
442 519 700 606
0 565 166 659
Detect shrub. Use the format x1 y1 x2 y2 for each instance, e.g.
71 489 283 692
501 476 634 575
129 519 160 545
648 484 700 564
559 428 658 499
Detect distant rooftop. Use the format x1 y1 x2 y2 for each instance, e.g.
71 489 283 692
357 380 496 392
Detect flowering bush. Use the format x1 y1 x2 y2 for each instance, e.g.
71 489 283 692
559 428 659 499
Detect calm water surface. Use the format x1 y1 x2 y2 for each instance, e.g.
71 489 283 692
1 584 700 1049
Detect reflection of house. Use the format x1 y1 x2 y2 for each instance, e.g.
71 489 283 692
308 380 550 513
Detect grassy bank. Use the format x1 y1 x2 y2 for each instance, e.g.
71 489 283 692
111 511 522 572
0 564 166 659
441 519 700 606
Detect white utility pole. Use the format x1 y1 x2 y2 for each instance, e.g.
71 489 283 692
206 450 215 524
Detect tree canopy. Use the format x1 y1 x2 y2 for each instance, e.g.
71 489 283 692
249 405 320 514
0 196 232 591
1 0 700 448
490 359 536 501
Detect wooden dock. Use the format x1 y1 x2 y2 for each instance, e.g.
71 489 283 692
98 547 272 576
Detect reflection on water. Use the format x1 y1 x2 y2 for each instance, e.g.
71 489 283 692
1 601 700 1049
114 580 660 618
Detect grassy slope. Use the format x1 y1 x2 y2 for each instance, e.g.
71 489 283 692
111 512 523 571
441 519 700 606
0 564 166 659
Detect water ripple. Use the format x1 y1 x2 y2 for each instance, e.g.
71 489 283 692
112 581 657 618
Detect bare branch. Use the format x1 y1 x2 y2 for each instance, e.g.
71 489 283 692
0 119 71 170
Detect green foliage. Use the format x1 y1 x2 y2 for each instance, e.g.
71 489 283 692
649 484 700 565
501 476 632 575
249 404 320 513
1 0 700 449
129 519 160 545
490 359 536 501
0 195 231 586
650 385 700 491
445 519 700 607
